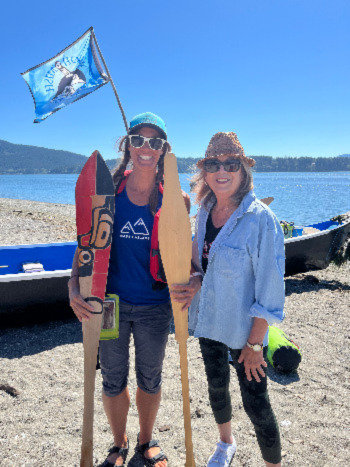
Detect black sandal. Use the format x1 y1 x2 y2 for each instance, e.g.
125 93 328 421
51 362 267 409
101 439 129 467
136 435 168 466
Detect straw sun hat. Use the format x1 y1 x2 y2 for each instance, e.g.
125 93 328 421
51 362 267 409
197 132 256 168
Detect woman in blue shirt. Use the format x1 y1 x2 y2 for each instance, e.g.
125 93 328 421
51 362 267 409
69 113 189 467
172 132 284 467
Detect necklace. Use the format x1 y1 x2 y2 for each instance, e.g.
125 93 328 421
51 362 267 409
213 202 236 214
211 202 237 228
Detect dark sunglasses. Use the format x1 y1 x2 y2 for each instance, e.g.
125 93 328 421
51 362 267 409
128 135 167 151
203 158 241 173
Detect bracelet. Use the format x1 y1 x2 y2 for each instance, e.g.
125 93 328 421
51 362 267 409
246 341 264 351
68 274 79 281
190 272 202 278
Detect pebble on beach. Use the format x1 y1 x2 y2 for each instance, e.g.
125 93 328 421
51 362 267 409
0 198 349 466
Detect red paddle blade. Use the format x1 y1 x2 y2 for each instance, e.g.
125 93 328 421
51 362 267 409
75 150 115 314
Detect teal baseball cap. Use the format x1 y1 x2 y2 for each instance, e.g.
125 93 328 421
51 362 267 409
128 112 167 140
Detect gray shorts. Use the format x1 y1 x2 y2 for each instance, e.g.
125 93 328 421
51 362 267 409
99 301 172 397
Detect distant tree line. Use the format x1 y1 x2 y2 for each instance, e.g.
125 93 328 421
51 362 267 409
1 139 349 174
176 156 350 173
105 155 350 174
1 156 349 174
2 166 85 174
250 155 350 173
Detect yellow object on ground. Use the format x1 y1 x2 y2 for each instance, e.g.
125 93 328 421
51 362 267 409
267 326 302 372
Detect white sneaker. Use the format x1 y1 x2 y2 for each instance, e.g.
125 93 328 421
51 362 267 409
207 438 237 466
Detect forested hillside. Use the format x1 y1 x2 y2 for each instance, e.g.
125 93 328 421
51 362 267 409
0 139 349 174
0 139 87 174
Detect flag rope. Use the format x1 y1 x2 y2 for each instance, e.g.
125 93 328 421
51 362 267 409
92 30 129 133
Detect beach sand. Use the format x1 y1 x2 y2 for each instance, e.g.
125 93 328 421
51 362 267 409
0 198 349 466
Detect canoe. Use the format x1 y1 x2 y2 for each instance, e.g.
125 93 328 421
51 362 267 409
1 213 349 315
0 242 77 319
285 215 350 276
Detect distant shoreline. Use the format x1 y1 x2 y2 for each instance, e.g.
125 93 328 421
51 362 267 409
2 138 349 174
1 169 350 175
0 198 196 245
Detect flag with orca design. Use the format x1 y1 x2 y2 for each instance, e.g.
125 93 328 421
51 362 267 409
21 27 109 123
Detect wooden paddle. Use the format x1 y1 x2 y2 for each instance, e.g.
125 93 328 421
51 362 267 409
260 196 274 206
158 153 195 467
75 151 115 467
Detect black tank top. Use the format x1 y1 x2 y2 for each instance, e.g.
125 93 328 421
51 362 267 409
202 212 222 273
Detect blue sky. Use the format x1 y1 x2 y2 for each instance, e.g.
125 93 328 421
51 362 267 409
1 0 349 160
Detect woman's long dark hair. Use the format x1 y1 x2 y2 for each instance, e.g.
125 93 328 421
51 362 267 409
112 130 170 215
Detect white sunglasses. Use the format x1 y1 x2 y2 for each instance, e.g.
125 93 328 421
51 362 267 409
128 135 167 151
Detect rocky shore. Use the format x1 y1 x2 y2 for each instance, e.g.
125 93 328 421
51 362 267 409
0 198 76 245
0 198 349 466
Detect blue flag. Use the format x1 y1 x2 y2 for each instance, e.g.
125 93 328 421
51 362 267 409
21 27 109 123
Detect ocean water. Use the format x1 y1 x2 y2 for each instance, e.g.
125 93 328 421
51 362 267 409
0 172 349 226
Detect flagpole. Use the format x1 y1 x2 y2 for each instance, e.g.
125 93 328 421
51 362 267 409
92 31 129 133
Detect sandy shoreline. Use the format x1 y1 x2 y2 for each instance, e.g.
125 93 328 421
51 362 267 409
0 198 349 466
0 198 76 245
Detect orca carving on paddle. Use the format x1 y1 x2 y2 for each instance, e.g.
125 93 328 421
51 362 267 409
77 197 114 278
75 151 115 315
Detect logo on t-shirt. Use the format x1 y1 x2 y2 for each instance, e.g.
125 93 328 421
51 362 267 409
120 218 150 240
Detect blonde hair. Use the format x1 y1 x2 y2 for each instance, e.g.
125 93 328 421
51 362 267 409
191 159 254 208
112 132 171 216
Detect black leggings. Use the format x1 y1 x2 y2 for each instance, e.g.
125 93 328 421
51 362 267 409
199 337 281 465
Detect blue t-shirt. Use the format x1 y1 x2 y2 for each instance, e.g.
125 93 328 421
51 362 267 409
106 187 170 305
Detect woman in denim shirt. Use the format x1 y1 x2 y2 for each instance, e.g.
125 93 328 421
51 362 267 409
172 132 285 467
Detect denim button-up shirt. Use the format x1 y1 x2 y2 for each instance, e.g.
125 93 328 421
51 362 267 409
189 190 285 349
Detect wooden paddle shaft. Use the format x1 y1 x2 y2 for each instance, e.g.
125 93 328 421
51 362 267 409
80 315 102 467
175 307 196 467
79 245 105 467
80 274 104 467
158 153 195 466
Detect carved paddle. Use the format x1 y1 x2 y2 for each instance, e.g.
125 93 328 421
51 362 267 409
158 153 195 466
75 151 115 467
